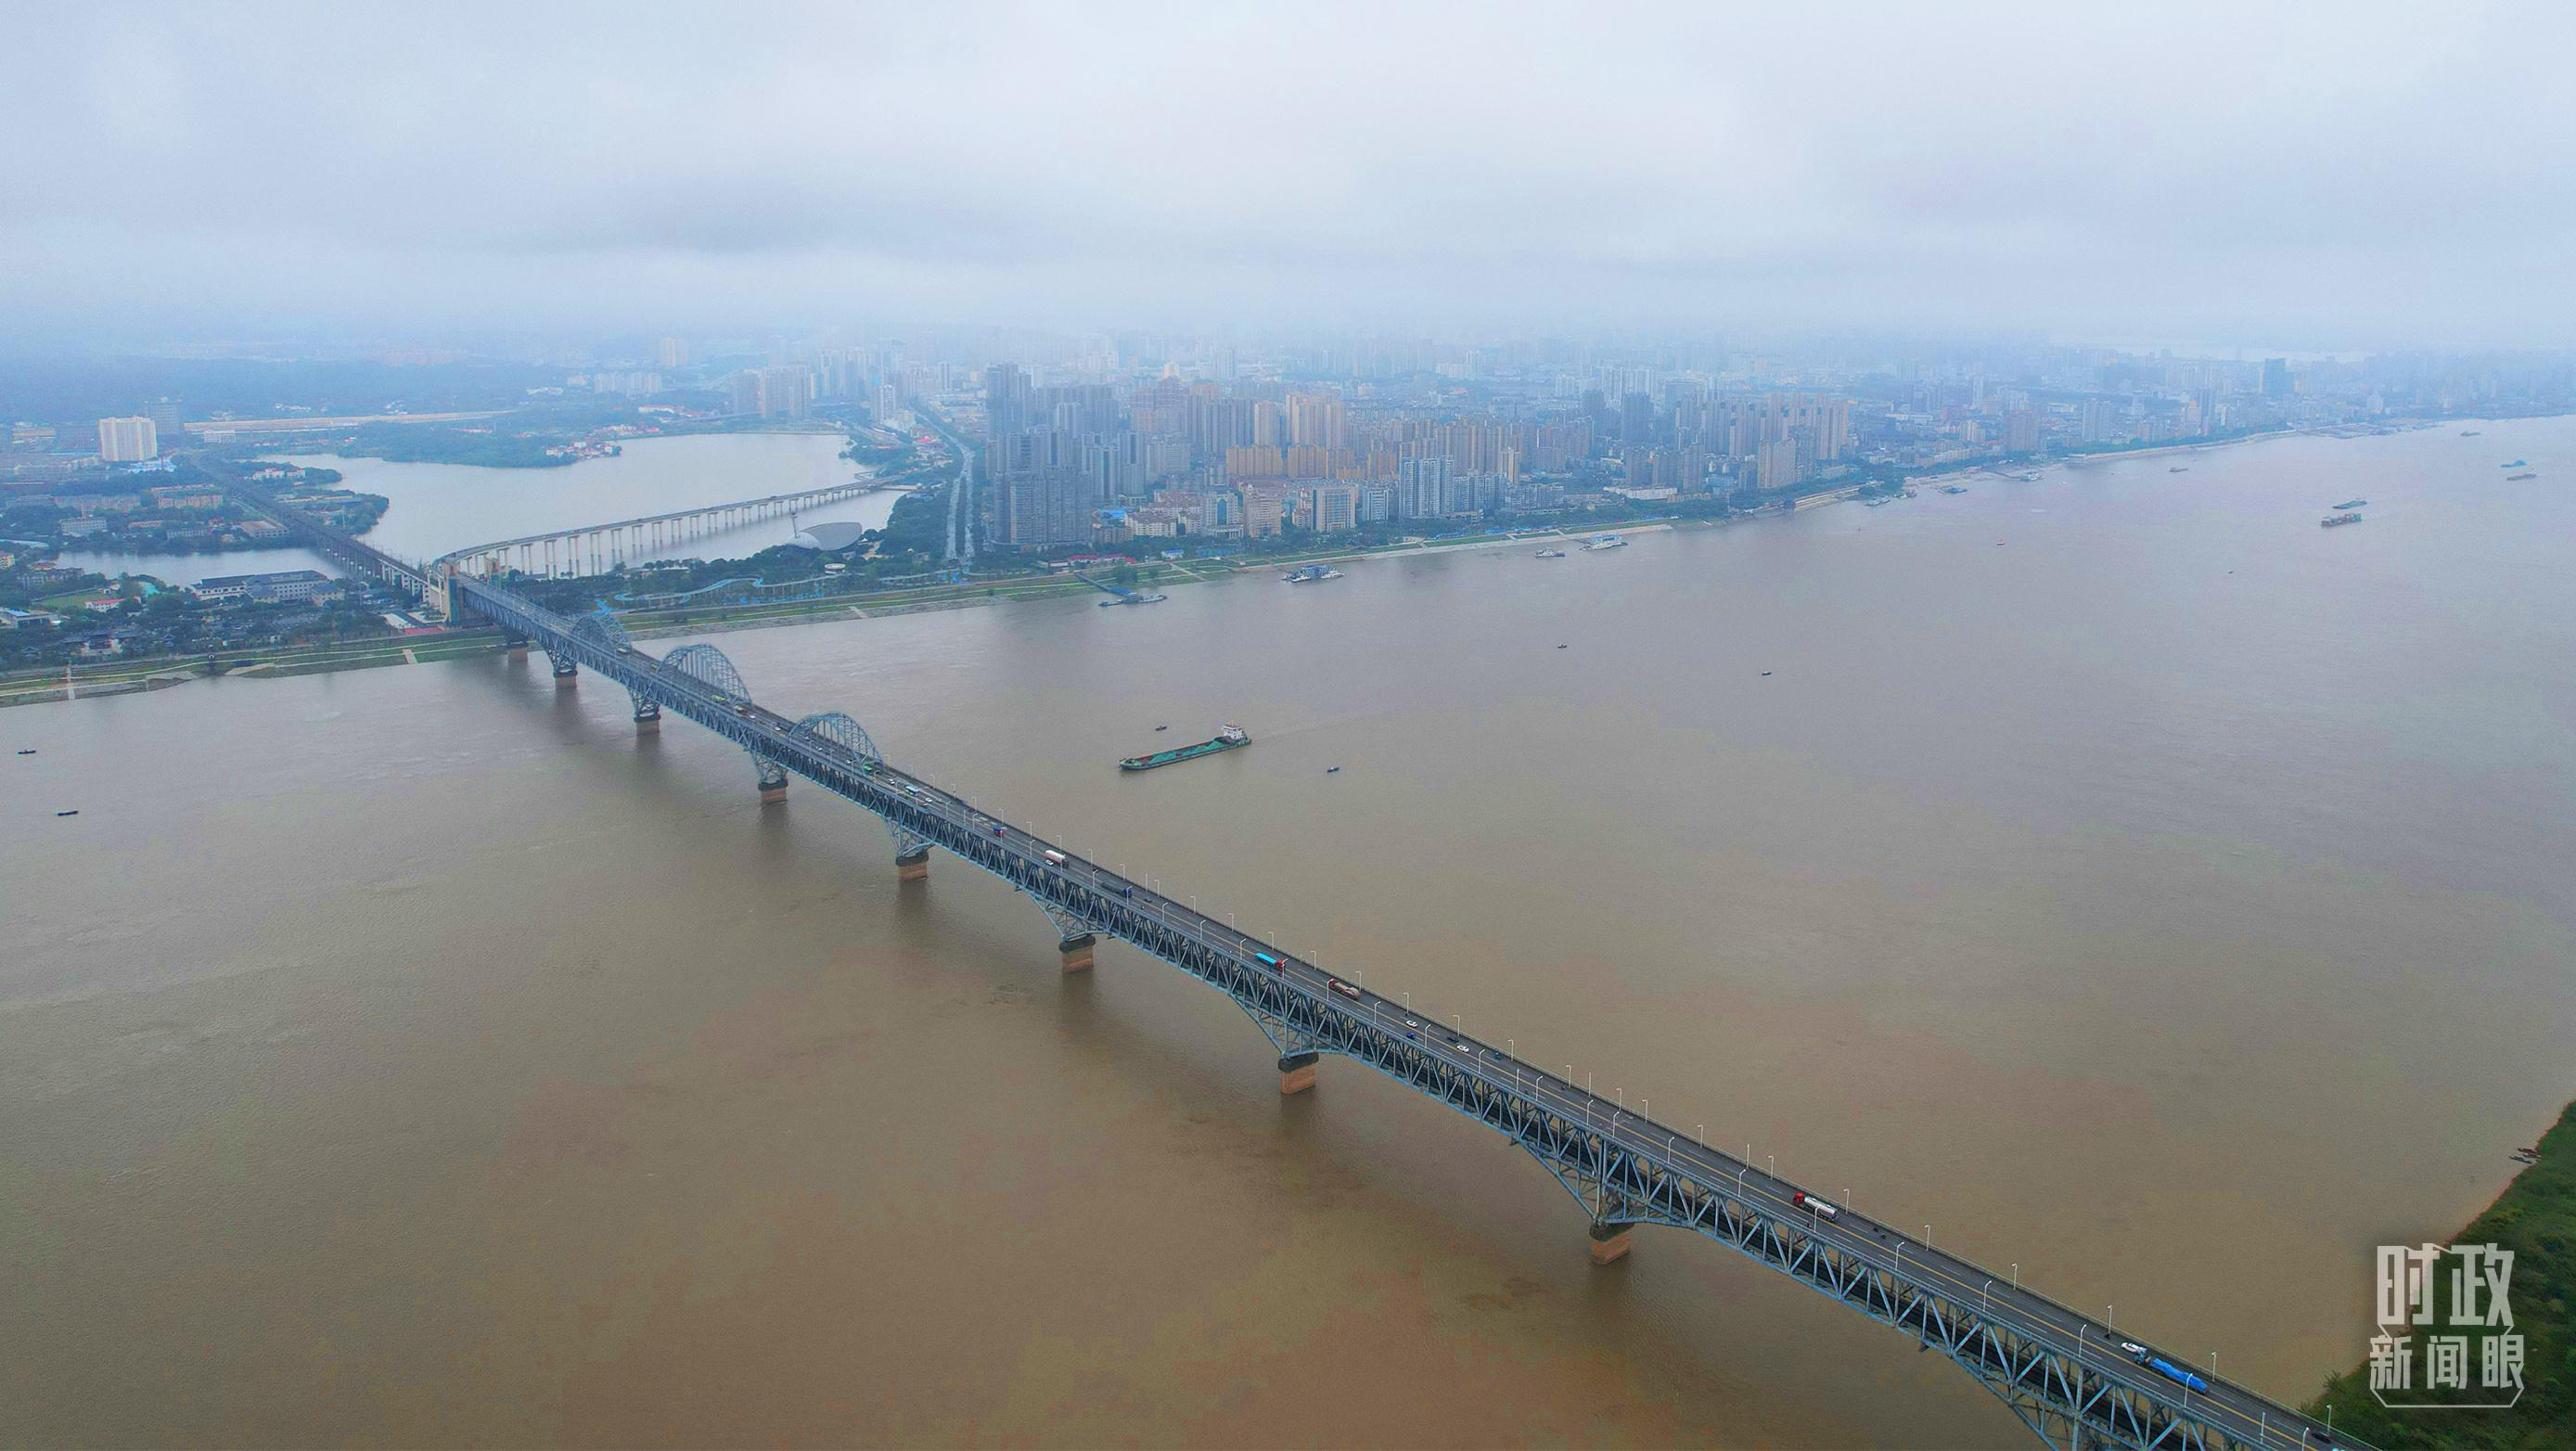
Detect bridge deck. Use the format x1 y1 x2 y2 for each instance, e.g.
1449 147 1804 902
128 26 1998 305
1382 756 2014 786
453 573 2359 1451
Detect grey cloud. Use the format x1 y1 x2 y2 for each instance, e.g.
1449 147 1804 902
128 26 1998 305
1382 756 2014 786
4 0 2574 348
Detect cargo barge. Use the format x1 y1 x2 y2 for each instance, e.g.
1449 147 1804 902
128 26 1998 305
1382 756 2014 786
1120 725 1250 771
2321 511 2363 528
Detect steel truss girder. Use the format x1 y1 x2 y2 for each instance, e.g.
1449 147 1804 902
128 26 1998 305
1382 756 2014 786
451 572 2274 1451
1237 999 1321 1057
1033 897 1096 944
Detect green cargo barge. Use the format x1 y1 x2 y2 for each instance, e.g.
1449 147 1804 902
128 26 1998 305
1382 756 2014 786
1120 725 1250 771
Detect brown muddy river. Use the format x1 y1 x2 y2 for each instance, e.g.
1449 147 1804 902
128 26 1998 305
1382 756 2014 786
6 417 2571 1445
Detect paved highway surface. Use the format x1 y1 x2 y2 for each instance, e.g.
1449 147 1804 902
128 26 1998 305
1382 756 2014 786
459 577 2358 1451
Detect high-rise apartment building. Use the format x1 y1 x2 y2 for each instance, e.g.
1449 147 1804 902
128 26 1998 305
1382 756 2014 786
1287 392 1347 451
1755 436 1801 491
760 366 811 419
96 416 158 462
1309 482 1360 533
996 469 1091 548
984 363 1032 441
1396 456 1452 518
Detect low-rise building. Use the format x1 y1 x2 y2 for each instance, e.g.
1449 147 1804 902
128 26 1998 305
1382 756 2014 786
191 568 343 604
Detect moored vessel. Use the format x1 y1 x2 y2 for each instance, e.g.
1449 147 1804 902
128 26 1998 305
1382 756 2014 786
2321 511 2363 528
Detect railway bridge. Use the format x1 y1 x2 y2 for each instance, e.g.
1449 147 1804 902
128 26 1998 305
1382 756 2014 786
439 563 2364 1451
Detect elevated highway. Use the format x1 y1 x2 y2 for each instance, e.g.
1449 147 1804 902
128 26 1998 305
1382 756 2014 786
424 475 888 613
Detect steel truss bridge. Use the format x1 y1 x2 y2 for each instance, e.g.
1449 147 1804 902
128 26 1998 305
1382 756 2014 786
433 561 2362 1451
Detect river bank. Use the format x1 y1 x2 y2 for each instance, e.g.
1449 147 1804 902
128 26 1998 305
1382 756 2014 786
2305 1098 2574 1447
7 409 2556 710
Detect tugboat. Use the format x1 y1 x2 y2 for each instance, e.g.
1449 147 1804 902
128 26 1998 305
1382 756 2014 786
2321 511 2363 528
2502 459 2528 468
1283 563 1342 584
1121 724 1250 771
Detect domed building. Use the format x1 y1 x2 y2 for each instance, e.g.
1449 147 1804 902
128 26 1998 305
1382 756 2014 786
789 519 872 553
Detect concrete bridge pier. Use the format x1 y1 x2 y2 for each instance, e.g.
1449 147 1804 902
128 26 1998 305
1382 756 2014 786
1277 1050 1320 1095
1589 1221 1635 1265
756 759 788 805
504 634 529 661
633 701 660 737
551 659 578 687
895 844 931 881
1057 932 1096 974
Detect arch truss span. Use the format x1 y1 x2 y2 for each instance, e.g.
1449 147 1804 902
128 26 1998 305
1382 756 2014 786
797 712 929 856
661 644 750 704
571 607 634 655
795 711 883 764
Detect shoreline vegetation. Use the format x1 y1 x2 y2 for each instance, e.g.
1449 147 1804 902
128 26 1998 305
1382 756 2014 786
2305 1099 2574 1448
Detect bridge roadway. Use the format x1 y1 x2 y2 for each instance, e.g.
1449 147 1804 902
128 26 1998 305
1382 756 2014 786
421 477 891 614
454 571 2359 1451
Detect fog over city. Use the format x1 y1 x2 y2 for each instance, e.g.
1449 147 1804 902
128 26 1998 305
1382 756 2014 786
5 1 2574 347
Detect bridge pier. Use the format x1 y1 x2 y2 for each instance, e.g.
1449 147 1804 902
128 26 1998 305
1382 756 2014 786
756 759 789 805
895 844 931 881
1588 1221 1635 1265
1057 932 1096 974
633 701 660 737
551 659 578 687
1277 1049 1319 1095
504 634 529 661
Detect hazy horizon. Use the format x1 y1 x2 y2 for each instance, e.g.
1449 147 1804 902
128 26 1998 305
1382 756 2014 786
6 2 2574 352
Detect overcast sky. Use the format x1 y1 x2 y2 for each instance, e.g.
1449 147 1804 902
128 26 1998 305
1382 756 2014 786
5 2 2572 351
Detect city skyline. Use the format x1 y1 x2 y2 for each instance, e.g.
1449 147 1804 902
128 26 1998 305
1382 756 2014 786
6 3 2576 350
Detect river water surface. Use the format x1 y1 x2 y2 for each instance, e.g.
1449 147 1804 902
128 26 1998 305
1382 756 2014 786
6 418 2572 1445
